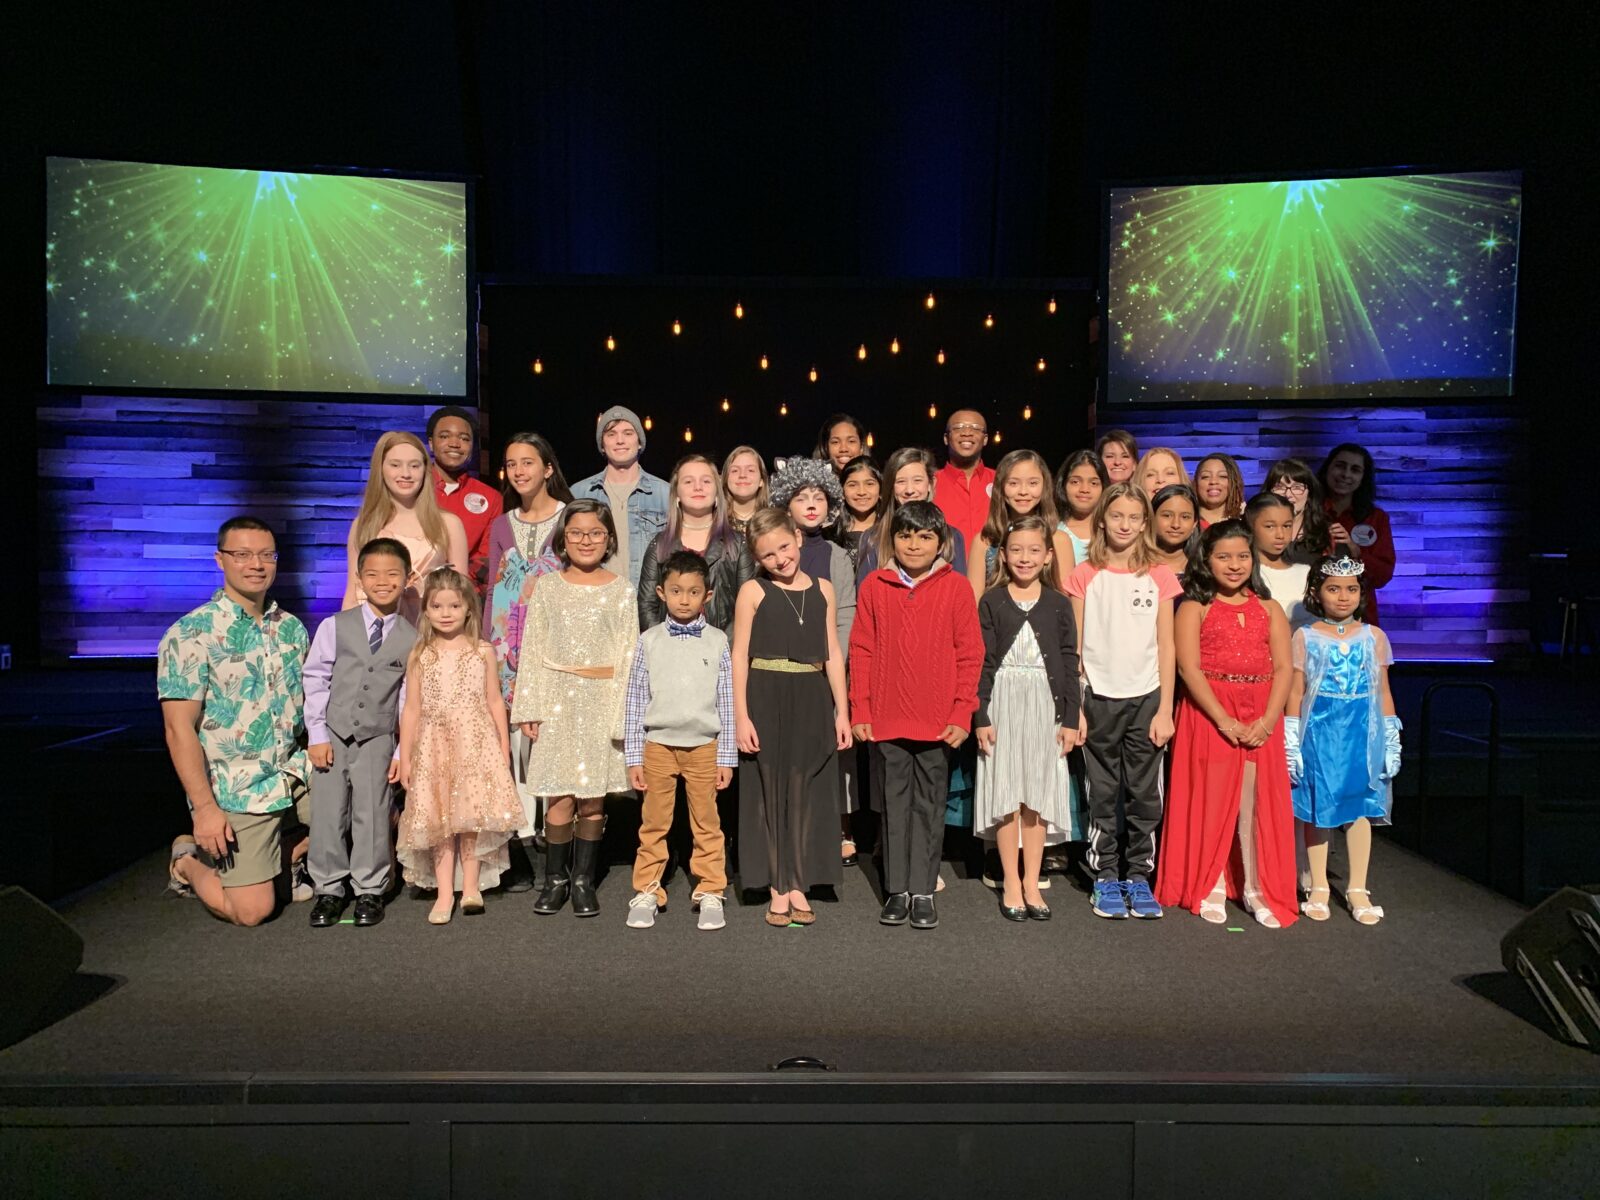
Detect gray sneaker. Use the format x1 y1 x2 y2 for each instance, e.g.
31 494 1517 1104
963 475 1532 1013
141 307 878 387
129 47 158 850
626 890 659 929
696 894 726 931
289 859 314 903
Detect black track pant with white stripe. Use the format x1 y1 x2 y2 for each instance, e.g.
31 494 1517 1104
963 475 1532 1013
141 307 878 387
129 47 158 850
1082 688 1163 883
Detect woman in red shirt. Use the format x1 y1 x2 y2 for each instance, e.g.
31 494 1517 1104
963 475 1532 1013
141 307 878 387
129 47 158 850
1319 443 1396 627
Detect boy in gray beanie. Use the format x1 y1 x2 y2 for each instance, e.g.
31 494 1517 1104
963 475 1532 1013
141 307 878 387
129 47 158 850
572 405 669 590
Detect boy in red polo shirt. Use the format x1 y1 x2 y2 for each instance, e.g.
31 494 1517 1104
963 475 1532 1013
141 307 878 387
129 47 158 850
428 406 503 597
849 501 983 930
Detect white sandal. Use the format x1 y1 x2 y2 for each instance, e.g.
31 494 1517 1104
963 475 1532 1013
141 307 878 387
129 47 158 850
1300 886 1331 921
1199 887 1228 925
1346 887 1384 925
1243 890 1281 929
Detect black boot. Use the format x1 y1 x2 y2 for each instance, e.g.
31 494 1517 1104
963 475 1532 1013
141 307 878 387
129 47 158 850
500 836 536 894
532 836 572 915
570 836 602 917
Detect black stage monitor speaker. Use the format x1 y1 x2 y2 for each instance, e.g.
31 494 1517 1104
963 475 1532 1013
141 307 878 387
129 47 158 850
0 885 85 1048
1501 885 1600 1051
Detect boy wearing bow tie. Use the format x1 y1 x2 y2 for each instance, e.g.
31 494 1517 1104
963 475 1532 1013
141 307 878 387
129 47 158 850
622 551 735 931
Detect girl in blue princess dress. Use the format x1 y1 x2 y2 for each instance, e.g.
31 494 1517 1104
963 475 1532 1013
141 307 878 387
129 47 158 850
1283 555 1403 926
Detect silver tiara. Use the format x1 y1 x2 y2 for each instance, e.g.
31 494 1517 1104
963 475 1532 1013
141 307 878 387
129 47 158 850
1319 554 1365 578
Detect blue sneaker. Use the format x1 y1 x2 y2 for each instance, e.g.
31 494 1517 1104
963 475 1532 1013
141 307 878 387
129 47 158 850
1122 878 1163 919
1091 879 1129 919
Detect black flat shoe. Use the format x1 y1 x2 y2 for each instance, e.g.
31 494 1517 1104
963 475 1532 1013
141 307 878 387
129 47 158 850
999 899 1028 922
880 892 911 925
352 894 385 927
1026 903 1052 921
309 894 346 928
909 894 938 929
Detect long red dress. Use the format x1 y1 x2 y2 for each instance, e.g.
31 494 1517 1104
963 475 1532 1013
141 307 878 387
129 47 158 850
1155 594 1298 926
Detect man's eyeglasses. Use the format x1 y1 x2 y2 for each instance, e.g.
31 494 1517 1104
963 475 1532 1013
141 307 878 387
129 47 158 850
947 422 988 435
218 550 280 563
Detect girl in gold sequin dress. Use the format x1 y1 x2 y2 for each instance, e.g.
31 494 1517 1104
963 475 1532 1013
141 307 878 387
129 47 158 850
511 501 637 917
397 569 523 924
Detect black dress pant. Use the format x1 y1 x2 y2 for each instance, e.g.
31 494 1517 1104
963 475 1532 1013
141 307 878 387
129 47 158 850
1082 689 1163 882
878 738 949 896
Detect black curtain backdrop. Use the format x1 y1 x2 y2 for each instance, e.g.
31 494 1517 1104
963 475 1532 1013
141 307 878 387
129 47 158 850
3 0 1595 659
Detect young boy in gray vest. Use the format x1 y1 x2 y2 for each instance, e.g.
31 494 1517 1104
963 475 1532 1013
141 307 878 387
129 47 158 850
303 538 418 928
622 550 736 931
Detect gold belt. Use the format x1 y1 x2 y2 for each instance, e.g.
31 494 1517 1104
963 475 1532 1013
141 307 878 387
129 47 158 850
1203 671 1271 683
543 657 615 680
751 657 823 673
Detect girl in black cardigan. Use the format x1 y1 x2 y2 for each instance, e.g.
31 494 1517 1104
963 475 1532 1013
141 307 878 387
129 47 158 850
972 515 1083 920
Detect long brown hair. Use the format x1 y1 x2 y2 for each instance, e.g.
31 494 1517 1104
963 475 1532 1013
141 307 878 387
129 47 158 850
661 453 736 555
876 446 939 568
500 431 574 510
409 566 484 666
720 445 769 513
987 513 1063 593
1088 481 1156 573
353 431 450 559
979 449 1062 551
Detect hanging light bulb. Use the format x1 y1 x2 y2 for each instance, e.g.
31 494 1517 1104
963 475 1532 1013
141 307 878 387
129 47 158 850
720 397 731 412
760 354 769 370
890 337 900 355
1048 297 1058 314
683 427 693 443
936 348 946 365
1023 405 1033 421
927 403 937 419
643 415 653 431
809 366 818 383
529 358 543 375
983 314 995 329
606 334 616 351
779 401 788 416
866 432 875 449
1037 357 1047 372
734 301 744 319
857 343 868 361
925 292 936 310
672 320 682 336
993 429 1003 444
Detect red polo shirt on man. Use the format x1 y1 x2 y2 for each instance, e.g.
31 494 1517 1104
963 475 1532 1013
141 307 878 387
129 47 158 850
933 461 996 548
433 470 503 595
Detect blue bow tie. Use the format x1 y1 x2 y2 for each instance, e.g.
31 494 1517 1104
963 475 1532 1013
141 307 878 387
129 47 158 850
666 618 704 637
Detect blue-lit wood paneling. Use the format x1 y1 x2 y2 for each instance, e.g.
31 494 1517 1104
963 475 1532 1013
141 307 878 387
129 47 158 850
37 396 479 658
1102 405 1528 661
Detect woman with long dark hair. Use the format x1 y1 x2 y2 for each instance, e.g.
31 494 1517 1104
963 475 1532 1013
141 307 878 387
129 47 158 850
1318 443 1396 627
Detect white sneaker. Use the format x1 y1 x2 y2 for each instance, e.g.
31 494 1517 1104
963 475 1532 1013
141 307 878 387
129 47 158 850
626 891 659 929
289 860 314 902
695 894 726 931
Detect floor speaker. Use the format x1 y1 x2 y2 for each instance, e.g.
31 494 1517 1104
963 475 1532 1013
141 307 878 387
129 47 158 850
0 885 85 1048
1501 885 1600 1051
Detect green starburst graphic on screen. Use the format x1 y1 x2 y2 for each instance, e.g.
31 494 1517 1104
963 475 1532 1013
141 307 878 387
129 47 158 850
46 158 467 394
1107 171 1520 401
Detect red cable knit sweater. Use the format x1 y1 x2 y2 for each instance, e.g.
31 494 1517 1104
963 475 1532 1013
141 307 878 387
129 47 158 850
848 562 983 741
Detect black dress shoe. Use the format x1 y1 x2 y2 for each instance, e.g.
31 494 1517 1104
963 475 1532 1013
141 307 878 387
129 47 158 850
1026 903 1052 921
309 894 346 928
909 893 938 929
352 894 385 927
879 892 911 925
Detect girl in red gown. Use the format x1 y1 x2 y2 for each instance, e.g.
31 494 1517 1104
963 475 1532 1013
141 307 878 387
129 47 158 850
1156 519 1298 928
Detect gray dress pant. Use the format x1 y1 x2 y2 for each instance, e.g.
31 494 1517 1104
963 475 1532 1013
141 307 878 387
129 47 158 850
308 732 395 897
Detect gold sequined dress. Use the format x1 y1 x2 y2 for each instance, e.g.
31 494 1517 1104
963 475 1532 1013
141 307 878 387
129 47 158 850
510 573 636 798
396 642 523 889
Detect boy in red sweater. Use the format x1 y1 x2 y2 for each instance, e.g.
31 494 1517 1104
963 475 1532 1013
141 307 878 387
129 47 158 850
849 501 983 929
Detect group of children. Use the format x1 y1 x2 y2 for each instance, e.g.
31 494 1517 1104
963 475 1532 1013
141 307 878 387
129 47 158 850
298 415 1402 934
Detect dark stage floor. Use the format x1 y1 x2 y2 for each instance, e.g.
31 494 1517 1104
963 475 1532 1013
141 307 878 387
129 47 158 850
4 838 1597 1083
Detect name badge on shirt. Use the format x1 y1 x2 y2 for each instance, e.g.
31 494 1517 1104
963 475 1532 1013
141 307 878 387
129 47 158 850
465 493 489 514
1350 523 1377 547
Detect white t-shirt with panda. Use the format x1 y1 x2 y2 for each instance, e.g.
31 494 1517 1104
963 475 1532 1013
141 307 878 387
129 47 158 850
1065 562 1183 699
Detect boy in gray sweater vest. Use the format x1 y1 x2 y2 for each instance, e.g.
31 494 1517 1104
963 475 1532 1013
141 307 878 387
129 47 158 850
303 538 417 928
622 551 736 931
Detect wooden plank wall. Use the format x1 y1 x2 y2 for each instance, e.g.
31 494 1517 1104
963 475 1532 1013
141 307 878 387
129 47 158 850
37 396 480 659
1102 405 1528 661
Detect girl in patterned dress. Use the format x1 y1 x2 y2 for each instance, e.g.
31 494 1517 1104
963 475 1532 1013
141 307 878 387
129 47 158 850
397 568 523 924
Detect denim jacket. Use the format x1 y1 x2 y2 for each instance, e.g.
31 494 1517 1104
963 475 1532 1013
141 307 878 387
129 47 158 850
572 467 670 589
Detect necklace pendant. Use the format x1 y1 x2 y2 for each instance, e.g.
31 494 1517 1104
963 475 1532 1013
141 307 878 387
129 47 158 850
797 617 804 625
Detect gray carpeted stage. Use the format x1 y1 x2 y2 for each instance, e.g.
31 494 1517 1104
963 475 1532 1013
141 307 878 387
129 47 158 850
4 836 1597 1083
